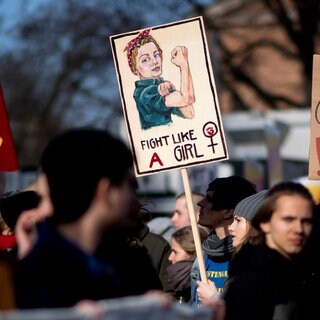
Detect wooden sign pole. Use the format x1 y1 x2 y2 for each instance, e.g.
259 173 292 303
181 168 207 283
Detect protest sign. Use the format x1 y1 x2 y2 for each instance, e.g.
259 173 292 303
110 16 228 177
110 16 229 284
308 54 320 180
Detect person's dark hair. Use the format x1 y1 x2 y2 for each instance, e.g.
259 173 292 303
172 226 207 256
40 128 134 225
251 181 314 243
207 176 257 210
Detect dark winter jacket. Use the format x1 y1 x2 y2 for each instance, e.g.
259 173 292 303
223 243 303 320
137 224 172 292
167 257 195 303
95 224 163 295
15 221 126 309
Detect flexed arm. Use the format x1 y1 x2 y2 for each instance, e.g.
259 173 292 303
163 46 195 118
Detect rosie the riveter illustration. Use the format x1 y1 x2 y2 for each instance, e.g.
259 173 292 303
124 29 195 130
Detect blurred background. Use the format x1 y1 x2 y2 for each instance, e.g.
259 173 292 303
1 0 319 213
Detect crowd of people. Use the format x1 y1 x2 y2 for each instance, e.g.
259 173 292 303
0 127 319 320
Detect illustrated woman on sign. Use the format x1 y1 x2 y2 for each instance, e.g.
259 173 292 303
124 29 195 130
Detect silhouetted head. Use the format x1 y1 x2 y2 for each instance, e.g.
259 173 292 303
40 128 135 225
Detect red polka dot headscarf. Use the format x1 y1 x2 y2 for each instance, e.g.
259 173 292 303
124 29 162 75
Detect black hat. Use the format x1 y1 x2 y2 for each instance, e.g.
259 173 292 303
0 190 40 230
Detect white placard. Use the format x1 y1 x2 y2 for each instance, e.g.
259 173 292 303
110 16 228 176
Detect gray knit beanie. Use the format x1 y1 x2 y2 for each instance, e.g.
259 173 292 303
233 190 268 221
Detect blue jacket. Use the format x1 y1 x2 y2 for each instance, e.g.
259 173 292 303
190 233 233 307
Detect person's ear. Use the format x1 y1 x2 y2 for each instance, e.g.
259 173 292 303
260 221 270 234
95 178 112 204
224 209 234 220
96 178 124 211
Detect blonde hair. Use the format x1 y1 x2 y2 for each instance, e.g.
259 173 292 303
172 226 207 256
176 192 204 213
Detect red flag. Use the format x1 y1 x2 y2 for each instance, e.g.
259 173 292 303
0 84 19 172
